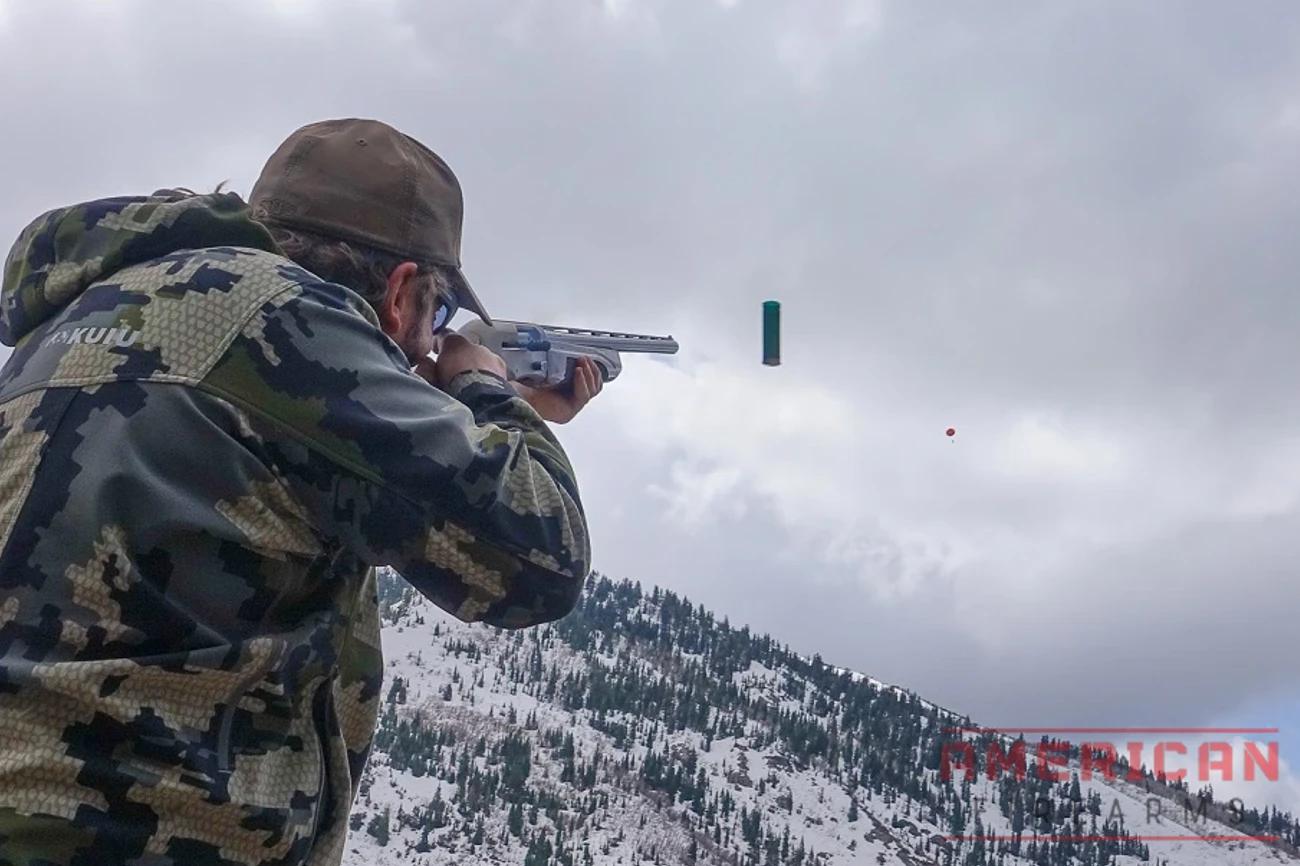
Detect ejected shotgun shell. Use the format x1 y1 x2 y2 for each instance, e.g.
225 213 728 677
763 300 781 366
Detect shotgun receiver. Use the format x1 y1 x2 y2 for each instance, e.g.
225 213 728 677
458 320 678 387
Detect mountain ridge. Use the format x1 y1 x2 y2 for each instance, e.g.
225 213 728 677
338 571 1299 865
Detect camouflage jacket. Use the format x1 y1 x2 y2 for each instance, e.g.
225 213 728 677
0 191 590 866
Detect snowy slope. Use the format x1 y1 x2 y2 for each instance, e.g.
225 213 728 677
339 573 1298 866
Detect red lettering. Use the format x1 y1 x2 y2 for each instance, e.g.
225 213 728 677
1080 742 1118 781
1127 741 1147 782
987 740 1027 781
1155 742 1187 782
941 741 976 782
1244 741 1279 782
1199 742 1233 781
1037 740 1070 782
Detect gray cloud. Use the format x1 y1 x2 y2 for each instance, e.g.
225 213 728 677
4 0 1300 806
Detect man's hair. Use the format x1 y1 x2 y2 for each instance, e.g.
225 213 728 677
262 221 451 319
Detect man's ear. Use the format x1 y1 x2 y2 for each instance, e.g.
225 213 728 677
377 261 422 339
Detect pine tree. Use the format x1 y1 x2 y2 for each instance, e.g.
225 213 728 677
525 830 554 866
365 807 390 846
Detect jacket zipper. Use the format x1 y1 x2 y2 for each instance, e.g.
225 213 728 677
217 639 287 772
308 678 329 845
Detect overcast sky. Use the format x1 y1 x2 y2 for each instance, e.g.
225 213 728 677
4 0 1300 813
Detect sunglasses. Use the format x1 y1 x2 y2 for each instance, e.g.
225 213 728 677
431 289 459 335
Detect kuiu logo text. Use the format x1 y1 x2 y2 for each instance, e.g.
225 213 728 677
43 326 141 349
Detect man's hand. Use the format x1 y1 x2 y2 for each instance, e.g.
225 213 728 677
416 333 508 388
416 337 602 424
512 356 604 424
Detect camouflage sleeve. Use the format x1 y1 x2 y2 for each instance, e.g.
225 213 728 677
202 272 590 628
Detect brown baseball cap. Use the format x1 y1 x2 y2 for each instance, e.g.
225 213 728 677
250 118 491 324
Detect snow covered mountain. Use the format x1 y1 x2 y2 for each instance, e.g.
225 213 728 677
339 572 1300 865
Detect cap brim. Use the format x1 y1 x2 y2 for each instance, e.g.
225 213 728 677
447 267 492 326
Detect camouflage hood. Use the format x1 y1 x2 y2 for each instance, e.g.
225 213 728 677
0 190 279 346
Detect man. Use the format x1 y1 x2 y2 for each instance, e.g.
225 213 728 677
0 119 597 866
